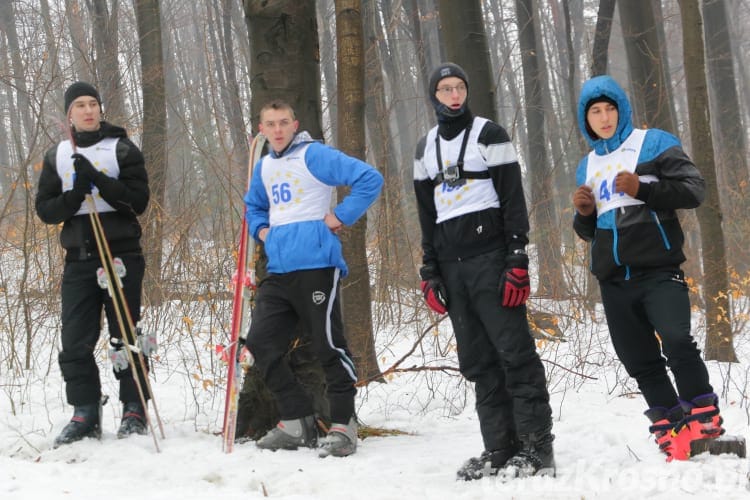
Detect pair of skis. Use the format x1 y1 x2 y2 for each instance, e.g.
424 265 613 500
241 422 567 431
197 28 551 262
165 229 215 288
221 133 267 453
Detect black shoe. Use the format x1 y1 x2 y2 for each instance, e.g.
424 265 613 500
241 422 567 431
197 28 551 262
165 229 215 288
53 403 102 448
457 446 518 481
498 427 555 480
117 402 147 438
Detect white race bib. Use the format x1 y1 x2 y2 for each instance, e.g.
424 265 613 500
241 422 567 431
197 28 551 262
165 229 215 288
585 129 656 214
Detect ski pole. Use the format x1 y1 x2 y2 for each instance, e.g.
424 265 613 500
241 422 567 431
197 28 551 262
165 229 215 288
86 195 165 449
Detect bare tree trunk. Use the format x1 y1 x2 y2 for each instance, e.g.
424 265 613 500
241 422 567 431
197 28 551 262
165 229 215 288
702 0 750 272
677 0 736 362
65 0 95 82
89 0 126 125
437 0 497 121
515 0 565 298
590 0 616 76
363 0 414 295
134 0 167 306
335 0 381 381
618 0 677 133
237 0 329 440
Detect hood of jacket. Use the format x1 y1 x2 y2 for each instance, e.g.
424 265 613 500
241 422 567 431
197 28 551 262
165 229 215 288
269 131 316 158
577 75 634 154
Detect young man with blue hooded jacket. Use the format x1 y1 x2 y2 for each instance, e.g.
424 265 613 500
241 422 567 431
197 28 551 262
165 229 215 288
244 100 383 458
572 75 724 461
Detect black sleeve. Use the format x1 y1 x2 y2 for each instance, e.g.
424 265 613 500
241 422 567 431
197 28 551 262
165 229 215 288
413 135 439 269
92 138 149 216
479 122 529 253
635 146 705 210
573 212 596 242
35 146 85 224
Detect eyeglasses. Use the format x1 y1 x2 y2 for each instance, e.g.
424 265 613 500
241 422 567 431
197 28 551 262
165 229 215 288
435 84 467 96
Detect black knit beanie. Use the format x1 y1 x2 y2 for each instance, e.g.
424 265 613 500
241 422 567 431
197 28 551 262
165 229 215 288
584 95 618 116
428 63 469 120
64 81 102 113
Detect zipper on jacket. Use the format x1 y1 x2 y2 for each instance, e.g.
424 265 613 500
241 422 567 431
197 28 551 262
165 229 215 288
650 211 672 250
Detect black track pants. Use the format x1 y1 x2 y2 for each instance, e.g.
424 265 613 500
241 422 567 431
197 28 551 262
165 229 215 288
599 269 712 409
246 267 356 423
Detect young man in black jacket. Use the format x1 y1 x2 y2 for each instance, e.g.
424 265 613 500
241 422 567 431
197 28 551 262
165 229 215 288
573 75 724 461
36 82 150 446
414 63 555 480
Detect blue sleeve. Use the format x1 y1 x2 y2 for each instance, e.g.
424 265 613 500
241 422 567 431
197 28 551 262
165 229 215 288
244 158 269 241
305 142 384 225
575 157 589 188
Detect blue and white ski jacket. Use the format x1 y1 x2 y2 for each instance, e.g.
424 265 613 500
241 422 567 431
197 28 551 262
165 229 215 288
573 75 705 281
244 132 383 277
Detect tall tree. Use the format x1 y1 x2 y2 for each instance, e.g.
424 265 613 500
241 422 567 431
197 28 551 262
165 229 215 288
702 0 750 271
134 0 167 305
89 0 126 125
237 0 329 440
335 0 381 381
515 0 565 298
677 0 736 362
590 0 616 77
618 0 677 133
437 0 497 121
363 0 414 292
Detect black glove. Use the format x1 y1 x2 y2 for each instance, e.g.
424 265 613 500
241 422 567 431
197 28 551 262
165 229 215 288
419 264 448 314
72 153 101 184
499 251 530 308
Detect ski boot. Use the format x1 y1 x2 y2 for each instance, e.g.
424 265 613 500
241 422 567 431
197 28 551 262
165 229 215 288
497 426 555 480
645 405 690 461
681 393 724 453
53 400 103 448
256 415 318 451
456 444 519 481
319 417 357 458
117 401 148 438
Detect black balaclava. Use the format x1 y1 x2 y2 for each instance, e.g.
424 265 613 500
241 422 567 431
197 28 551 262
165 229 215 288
428 62 472 139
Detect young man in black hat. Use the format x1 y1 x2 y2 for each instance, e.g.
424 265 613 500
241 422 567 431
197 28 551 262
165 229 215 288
413 63 555 480
36 81 151 446
573 75 723 461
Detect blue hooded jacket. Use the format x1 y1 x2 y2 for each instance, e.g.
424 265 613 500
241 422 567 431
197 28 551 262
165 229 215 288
245 132 383 277
573 76 705 281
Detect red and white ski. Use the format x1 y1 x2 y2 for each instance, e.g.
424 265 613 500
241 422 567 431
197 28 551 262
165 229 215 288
221 133 266 453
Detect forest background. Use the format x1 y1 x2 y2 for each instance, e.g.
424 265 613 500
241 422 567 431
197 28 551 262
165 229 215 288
1 0 750 454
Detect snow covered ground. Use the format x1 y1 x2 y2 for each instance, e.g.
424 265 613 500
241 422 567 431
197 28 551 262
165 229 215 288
2 297 749 499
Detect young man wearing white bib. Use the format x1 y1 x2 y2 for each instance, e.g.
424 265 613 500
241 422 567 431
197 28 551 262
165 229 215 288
244 100 383 458
573 75 724 462
36 82 151 446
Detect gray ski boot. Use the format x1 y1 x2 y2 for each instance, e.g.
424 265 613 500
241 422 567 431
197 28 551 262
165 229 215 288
256 415 318 451
319 418 357 458
53 398 105 448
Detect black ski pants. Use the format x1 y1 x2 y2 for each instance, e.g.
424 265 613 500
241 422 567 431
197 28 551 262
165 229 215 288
246 267 356 424
59 254 147 406
599 269 712 410
441 248 552 451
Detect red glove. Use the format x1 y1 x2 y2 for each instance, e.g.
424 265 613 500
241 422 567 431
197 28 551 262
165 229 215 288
421 279 448 315
500 268 530 307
